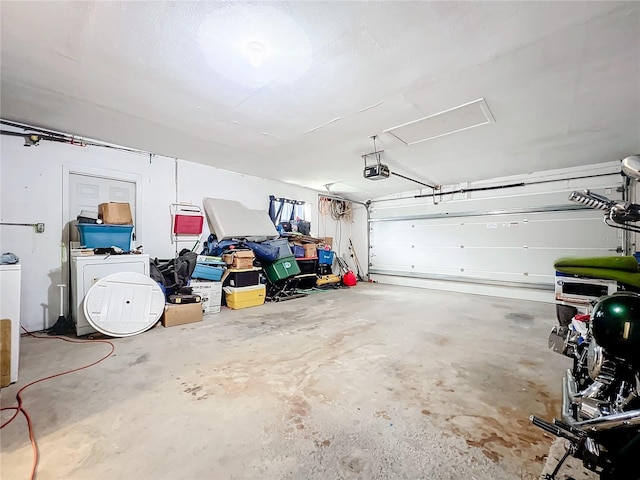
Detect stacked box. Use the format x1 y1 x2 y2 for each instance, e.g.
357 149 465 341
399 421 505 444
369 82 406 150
98 202 133 225
190 280 223 314
293 243 317 258
303 244 316 258
162 303 203 327
222 250 255 269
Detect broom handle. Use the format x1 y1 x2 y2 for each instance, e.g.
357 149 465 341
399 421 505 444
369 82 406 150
57 284 65 317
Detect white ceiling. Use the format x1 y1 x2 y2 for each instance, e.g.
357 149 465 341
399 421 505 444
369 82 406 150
1 1 639 200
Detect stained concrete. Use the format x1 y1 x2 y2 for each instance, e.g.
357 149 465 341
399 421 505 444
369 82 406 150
1 283 587 479
542 439 597 480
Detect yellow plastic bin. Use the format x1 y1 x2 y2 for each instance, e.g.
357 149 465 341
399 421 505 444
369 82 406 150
224 284 266 310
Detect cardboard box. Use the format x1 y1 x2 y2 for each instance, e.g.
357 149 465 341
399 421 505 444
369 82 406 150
162 303 203 327
322 237 333 249
222 250 255 269
303 244 316 258
1 319 12 388
98 202 133 225
190 280 223 315
293 242 317 259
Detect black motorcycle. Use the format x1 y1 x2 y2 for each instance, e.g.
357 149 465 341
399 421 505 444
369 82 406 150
531 155 640 480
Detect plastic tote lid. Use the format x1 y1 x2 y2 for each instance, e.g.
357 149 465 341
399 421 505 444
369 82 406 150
83 272 165 337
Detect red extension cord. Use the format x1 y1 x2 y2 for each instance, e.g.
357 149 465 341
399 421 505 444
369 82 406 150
1 327 115 480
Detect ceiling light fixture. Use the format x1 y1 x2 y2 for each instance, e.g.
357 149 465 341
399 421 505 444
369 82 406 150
244 40 266 67
197 6 312 88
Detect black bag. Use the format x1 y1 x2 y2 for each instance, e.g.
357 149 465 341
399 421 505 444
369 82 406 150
150 249 198 292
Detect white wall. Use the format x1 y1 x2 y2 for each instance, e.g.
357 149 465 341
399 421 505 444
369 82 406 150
317 200 369 278
0 135 329 332
175 159 319 242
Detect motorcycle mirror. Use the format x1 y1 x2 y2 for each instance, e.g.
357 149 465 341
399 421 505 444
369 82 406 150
621 155 640 180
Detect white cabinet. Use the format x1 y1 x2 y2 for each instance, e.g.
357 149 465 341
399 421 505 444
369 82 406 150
71 255 149 336
0 264 21 384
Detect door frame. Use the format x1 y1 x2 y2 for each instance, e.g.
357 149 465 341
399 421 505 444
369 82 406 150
61 165 143 317
62 164 143 247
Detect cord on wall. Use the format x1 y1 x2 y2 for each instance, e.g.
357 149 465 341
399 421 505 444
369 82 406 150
319 196 353 222
318 195 354 257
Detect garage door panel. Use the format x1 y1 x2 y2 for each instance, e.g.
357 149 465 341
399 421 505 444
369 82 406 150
369 174 624 288
371 215 620 251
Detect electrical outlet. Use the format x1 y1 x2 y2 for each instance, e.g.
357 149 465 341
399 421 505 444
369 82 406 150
35 223 45 233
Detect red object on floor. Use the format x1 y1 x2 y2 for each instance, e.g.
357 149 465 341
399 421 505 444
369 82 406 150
342 271 357 287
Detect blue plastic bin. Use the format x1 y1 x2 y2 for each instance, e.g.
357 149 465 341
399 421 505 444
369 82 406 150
76 224 133 251
318 250 334 265
263 238 293 259
192 263 225 281
293 245 305 258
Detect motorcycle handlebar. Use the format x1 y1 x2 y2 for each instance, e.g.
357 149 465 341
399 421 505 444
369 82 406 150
568 190 614 211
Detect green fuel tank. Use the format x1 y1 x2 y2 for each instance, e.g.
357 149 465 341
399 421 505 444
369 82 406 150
592 292 640 363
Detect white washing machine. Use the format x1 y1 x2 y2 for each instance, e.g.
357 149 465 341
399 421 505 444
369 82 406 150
71 254 149 336
0 263 21 384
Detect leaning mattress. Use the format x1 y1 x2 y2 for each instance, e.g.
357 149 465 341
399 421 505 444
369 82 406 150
202 197 279 241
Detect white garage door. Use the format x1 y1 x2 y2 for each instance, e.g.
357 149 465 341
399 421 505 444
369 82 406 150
368 166 626 300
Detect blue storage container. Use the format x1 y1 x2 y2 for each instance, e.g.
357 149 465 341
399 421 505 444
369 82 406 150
293 245 305 258
192 263 225 281
76 224 133 251
263 238 293 259
318 250 334 265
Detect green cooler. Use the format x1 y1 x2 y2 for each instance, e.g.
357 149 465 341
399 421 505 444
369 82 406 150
264 256 301 283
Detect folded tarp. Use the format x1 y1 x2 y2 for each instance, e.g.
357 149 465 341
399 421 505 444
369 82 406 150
202 198 279 241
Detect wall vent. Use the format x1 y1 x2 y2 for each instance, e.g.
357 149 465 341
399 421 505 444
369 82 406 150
384 98 495 145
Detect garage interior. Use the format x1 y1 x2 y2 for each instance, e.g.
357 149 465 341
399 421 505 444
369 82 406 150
1 2 639 480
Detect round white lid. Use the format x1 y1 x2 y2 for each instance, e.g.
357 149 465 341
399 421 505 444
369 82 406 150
83 272 165 337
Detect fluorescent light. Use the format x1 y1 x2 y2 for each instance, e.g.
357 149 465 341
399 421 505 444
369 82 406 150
384 98 495 145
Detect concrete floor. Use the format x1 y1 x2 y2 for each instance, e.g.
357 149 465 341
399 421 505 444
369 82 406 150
1 283 592 479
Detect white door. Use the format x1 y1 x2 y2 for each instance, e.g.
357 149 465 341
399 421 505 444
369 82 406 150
69 173 137 243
